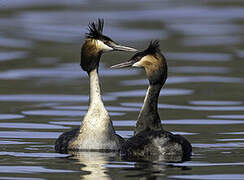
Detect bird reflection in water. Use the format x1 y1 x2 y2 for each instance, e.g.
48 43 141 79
69 151 116 180
66 151 190 180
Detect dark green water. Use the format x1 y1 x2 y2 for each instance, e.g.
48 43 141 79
0 0 244 179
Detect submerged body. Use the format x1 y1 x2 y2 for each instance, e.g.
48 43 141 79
55 19 136 153
55 128 124 153
111 41 192 160
121 130 191 160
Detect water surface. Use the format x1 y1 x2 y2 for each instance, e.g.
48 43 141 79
1 0 244 179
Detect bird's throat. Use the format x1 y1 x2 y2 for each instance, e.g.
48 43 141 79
135 83 163 135
80 68 113 132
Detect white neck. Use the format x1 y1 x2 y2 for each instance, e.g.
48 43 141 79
76 68 119 150
80 68 115 133
89 68 103 106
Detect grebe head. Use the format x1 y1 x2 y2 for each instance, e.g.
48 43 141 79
111 40 167 85
81 19 137 72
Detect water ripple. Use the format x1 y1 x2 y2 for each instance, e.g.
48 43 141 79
17 12 165 42
183 36 242 46
166 76 244 84
122 102 244 111
0 177 44 180
170 174 244 180
0 114 24 120
1 0 84 9
193 143 244 148
166 52 232 62
0 37 32 48
0 140 35 145
0 63 138 79
236 50 244 58
65 7 244 22
219 132 244 135
108 89 193 97
171 66 230 74
0 166 75 173
49 121 79 126
0 94 115 102
168 23 242 36
217 139 244 142
190 101 242 106
0 123 68 129
173 119 244 125
167 161 244 167
121 76 244 86
0 131 60 139
0 152 69 158
209 115 244 119
0 51 28 62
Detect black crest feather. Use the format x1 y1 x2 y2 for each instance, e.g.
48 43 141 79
146 40 160 54
86 19 104 39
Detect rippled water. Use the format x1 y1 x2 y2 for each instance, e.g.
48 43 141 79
1 0 244 179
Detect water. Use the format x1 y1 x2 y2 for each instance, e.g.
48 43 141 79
1 0 244 179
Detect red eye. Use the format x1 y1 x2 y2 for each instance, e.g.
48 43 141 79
104 40 109 45
135 57 141 61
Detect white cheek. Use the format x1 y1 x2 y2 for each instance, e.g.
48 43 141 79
97 40 113 52
132 56 149 67
132 61 143 67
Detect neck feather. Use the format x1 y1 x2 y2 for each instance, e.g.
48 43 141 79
135 83 163 135
89 68 103 104
81 68 114 132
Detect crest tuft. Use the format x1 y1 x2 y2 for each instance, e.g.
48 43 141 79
86 19 104 39
146 40 160 54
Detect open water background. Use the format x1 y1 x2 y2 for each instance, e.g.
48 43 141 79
0 0 244 179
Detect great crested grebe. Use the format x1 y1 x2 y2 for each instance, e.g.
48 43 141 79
111 41 192 160
55 19 136 153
